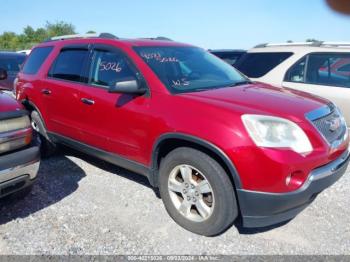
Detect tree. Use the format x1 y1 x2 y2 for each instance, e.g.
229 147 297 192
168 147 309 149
0 21 77 51
86 30 96 34
306 38 321 43
0 32 18 50
45 21 76 37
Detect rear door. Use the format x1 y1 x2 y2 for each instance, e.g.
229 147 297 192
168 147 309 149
283 53 350 124
43 45 90 141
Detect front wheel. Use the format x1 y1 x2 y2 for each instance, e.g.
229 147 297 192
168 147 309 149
159 147 238 236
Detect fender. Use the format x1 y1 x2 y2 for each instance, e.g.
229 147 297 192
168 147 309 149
21 99 50 140
21 100 46 125
151 133 242 189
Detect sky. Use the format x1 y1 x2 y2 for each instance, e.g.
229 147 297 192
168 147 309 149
0 0 349 49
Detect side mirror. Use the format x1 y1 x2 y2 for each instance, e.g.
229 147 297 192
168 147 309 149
0 68 7 80
109 78 147 95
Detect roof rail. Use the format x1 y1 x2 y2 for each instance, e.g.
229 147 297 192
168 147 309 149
99 33 119 39
321 42 350 47
254 41 350 48
254 43 268 48
45 33 118 42
139 36 173 41
208 49 246 52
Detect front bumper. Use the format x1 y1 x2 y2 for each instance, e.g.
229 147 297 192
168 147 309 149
237 148 350 228
0 145 40 198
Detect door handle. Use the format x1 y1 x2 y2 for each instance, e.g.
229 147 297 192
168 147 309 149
41 89 51 95
81 98 95 105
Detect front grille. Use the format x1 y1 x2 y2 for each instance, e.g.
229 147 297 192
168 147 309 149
307 104 347 147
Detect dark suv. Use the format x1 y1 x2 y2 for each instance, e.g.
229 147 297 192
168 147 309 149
209 49 246 67
16 34 349 236
0 52 26 91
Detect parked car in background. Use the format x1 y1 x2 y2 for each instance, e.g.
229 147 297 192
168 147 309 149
0 85 40 198
16 34 349 236
235 42 350 124
0 52 26 91
17 50 32 55
209 49 246 66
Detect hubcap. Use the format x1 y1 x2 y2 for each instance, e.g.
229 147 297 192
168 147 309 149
168 164 215 222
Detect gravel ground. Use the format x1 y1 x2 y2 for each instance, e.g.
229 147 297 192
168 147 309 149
0 146 349 255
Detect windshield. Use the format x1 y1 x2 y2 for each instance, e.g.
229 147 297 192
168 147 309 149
134 46 248 93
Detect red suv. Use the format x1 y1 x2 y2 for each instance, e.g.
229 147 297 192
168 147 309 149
16 34 349 236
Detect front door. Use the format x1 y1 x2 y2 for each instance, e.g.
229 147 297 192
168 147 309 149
78 44 151 163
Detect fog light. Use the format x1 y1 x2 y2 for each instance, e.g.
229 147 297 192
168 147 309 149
286 171 305 190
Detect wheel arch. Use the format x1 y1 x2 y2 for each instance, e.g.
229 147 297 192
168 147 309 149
22 99 41 116
151 133 242 190
21 99 49 139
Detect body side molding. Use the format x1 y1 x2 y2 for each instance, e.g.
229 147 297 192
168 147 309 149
48 132 152 179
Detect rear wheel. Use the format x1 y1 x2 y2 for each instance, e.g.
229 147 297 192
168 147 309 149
31 111 56 157
159 147 238 236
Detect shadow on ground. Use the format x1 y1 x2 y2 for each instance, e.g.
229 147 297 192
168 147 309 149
0 151 86 225
0 145 289 234
62 146 158 195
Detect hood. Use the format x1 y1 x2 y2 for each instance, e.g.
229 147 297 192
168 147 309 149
0 91 23 113
181 82 329 123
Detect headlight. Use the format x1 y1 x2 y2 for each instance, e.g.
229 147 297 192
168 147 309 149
0 115 30 133
0 115 32 154
242 114 313 154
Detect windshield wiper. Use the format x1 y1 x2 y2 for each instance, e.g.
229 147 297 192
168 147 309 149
229 80 252 87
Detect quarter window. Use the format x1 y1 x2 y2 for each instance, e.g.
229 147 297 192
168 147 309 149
211 52 245 66
22 46 53 75
235 52 293 78
88 50 136 88
49 48 88 82
285 57 307 83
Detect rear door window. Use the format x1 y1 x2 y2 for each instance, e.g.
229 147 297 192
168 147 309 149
235 52 293 78
48 48 89 83
22 46 53 75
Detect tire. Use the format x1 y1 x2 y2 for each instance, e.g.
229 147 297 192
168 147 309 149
159 147 238 236
31 111 56 157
